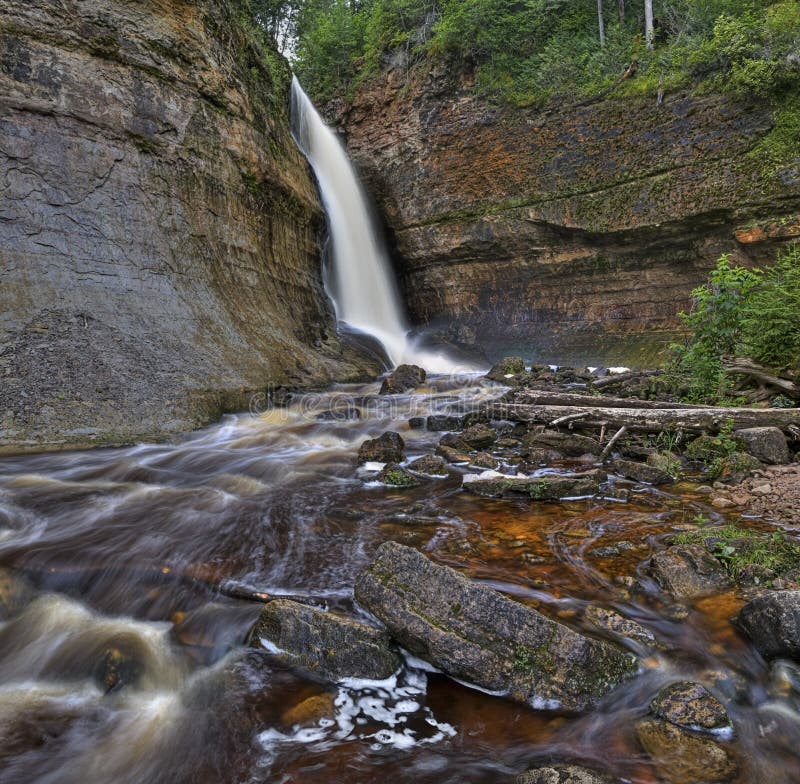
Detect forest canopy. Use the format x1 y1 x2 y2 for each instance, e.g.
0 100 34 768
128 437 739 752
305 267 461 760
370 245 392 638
251 0 800 106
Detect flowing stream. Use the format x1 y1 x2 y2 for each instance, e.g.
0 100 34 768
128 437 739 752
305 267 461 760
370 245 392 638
0 378 799 783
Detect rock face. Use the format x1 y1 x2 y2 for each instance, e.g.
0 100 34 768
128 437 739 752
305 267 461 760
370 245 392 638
354 542 638 711
0 0 375 453
330 65 800 362
248 598 401 682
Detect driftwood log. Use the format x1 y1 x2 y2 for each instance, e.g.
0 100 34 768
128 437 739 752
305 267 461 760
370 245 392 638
489 402 800 433
508 390 708 410
723 358 799 399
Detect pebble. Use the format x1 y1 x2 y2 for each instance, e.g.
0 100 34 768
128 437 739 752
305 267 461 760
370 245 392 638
712 497 735 509
751 483 773 496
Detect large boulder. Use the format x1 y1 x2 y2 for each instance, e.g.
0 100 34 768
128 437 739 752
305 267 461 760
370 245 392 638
379 364 426 394
734 427 791 465
516 765 618 784
354 542 638 711
463 470 605 501
736 591 800 660
648 544 730 599
248 599 401 682
358 431 405 464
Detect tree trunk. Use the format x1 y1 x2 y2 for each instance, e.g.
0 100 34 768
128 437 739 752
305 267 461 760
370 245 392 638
644 0 654 49
618 0 625 23
488 402 800 433
597 0 606 45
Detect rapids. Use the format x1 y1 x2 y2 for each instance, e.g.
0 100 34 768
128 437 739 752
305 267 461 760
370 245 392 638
0 376 798 783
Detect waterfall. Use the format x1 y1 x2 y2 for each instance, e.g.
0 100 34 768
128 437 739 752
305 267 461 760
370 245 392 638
290 77 462 373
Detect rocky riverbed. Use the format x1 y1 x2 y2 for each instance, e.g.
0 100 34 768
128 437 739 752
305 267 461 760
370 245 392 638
0 366 799 783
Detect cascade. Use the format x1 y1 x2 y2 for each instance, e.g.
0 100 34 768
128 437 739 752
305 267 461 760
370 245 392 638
290 77 461 373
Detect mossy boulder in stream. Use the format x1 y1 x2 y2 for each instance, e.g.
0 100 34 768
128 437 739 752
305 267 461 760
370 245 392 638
354 542 638 712
463 470 605 501
248 599 401 682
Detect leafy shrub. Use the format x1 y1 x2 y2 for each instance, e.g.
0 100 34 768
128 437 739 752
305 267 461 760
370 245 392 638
668 255 759 401
740 245 800 372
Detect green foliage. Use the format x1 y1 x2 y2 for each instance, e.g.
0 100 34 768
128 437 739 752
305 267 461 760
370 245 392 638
668 255 759 402
674 522 800 581
669 245 800 402
740 245 800 372
282 0 800 107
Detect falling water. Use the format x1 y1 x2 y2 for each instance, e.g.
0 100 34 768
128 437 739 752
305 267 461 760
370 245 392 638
290 77 461 373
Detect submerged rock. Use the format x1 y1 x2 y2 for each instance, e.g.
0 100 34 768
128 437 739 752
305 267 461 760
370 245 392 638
635 718 737 784
0 568 36 621
358 431 405 464
93 644 144 694
736 591 800 660
650 681 732 734
583 606 664 651
354 542 638 711
734 427 790 465
516 765 618 783
379 364 426 394
612 458 674 486
377 463 421 487
248 599 401 682
463 470 605 501
648 544 730 599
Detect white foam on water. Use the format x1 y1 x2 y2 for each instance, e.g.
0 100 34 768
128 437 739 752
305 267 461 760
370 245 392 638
256 667 456 765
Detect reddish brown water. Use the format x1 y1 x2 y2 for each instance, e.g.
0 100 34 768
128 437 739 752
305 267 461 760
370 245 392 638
0 376 798 784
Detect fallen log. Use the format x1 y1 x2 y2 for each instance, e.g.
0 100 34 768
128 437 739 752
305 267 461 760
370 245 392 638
591 370 662 390
508 390 708 410
724 359 799 398
488 403 800 433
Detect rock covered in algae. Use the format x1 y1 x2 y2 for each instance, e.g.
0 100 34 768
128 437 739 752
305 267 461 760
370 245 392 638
354 542 638 711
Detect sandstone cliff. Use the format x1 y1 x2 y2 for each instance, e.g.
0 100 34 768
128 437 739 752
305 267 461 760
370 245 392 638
332 65 800 364
0 0 376 452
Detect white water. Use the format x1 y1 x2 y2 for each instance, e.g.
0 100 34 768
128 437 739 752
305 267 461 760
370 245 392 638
290 77 466 374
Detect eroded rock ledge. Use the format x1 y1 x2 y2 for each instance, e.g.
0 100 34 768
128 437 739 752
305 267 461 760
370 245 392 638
330 65 800 362
0 0 376 453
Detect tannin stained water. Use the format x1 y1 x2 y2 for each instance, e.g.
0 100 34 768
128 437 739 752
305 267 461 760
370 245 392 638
0 377 799 783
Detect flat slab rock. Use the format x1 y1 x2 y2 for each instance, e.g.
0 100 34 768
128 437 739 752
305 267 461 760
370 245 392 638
248 599 401 683
354 542 638 711
462 470 606 501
